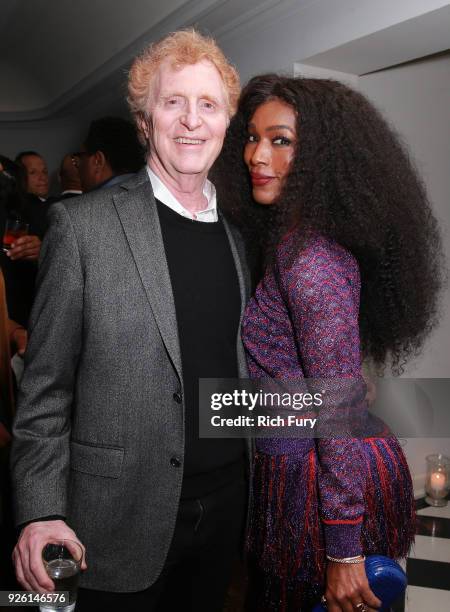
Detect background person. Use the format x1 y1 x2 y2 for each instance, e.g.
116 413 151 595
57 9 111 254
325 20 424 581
0 156 46 328
15 151 49 203
57 153 83 200
215 74 443 611
73 116 145 192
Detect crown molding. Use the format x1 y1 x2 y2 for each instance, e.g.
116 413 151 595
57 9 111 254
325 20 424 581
0 0 228 122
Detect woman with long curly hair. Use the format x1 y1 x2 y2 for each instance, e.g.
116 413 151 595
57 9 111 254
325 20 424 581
214 75 443 611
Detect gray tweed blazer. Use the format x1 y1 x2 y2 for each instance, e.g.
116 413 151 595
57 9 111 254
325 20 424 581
10 168 251 591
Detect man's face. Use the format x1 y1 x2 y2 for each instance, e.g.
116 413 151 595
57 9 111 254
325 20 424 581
22 155 49 198
145 59 229 183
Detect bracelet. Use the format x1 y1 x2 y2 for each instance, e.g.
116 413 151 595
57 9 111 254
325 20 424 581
326 554 366 564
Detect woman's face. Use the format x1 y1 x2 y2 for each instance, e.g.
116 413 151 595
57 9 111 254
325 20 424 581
244 98 297 205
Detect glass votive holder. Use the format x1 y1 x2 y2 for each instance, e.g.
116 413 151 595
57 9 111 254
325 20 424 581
425 454 449 507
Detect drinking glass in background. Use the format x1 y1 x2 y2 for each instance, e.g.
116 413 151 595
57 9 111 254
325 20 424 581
2 217 29 252
40 540 83 612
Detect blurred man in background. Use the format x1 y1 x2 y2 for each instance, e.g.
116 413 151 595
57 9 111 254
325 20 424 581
15 151 49 203
74 116 144 192
58 153 82 200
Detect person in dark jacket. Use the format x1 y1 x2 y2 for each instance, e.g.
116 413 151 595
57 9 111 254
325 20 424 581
0 155 47 327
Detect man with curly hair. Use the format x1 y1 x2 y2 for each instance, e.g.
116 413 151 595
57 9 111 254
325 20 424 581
11 30 249 611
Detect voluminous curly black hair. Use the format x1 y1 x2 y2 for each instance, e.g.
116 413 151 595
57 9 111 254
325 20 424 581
213 74 444 373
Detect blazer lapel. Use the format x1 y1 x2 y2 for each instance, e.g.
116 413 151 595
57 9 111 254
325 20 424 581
221 215 254 465
221 215 250 378
112 170 182 381
222 217 249 319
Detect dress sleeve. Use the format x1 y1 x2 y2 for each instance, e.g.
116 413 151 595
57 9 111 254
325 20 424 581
280 237 366 557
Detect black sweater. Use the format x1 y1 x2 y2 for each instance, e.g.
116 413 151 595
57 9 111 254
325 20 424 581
157 200 245 498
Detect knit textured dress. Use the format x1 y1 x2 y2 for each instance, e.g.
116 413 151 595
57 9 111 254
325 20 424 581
242 232 415 611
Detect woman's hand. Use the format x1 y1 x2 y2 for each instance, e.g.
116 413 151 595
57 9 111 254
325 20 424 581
324 561 381 611
6 235 42 261
10 325 27 356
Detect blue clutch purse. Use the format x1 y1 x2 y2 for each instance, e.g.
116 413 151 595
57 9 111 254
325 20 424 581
312 555 407 611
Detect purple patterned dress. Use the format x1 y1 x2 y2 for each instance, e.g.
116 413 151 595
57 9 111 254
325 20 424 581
242 232 415 611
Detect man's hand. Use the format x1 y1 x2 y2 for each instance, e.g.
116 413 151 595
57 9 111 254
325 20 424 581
13 520 87 593
325 561 381 611
6 235 42 261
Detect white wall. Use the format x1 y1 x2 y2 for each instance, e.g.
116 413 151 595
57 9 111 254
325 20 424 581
359 54 450 492
0 119 86 172
218 0 450 82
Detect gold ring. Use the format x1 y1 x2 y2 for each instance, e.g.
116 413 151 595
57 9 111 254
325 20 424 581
355 604 367 611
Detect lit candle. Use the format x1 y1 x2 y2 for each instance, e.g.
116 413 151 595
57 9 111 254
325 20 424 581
430 471 447 493
426 454 449 507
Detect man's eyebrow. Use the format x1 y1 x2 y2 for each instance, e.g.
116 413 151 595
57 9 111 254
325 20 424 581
199 94 223 105
248 122 296 135
159 92 224 105
159 92 182 99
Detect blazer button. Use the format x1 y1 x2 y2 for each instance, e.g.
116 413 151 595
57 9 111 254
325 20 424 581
170 457 181 468
173 391 182 404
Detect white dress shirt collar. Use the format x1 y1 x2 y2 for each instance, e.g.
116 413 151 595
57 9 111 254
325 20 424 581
61 189 82 196
146 166 218 223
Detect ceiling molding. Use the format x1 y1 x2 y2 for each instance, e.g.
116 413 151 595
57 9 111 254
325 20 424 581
0 0 228 122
